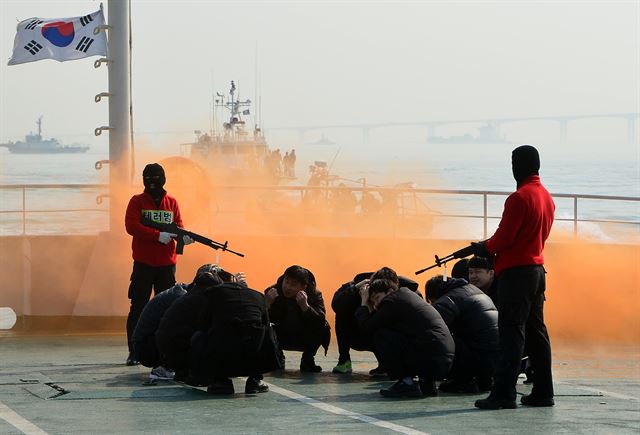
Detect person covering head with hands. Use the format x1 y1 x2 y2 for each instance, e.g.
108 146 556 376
265 265 331 373
123 163 194 366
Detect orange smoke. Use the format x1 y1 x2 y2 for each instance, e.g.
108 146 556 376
157 158 640 345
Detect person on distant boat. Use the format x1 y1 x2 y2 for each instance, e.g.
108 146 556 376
331 183 358 213
124 163 194 366
425 275 499 394
265 265 331 372
131 263 219 381
289 149 297 177
356 278 455 398
473 145 556 410
468 256 498 306
331 267 421 376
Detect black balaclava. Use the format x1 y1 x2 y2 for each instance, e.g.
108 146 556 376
142 163 166 205
512 145 540 187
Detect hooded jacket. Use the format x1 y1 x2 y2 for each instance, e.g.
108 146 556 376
265 268 330 353
431 278 499 352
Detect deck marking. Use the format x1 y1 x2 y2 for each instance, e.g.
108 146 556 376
0 401 49 435
556 381 640 401
266 382 428 435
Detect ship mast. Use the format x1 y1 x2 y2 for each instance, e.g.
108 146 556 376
36 116 42 139
216 80 251 140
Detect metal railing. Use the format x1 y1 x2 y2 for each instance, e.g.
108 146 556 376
0 183 109 235
0 183 638 238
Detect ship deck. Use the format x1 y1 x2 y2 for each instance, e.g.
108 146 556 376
1 333 638 434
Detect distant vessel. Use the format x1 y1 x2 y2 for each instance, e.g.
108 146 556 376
181 81 279 180
428 123 508 145
0 116 89 154
306 134 336 146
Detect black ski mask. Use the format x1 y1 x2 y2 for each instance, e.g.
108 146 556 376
512 145 540 187
142 163 166 201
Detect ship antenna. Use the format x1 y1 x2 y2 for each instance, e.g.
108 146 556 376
210 70 215 137
254 41 258 130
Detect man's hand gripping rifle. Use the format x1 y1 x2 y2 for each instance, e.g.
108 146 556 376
415 241 487 275
142 217 245 257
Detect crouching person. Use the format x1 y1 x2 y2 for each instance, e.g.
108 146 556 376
132 263 220 380
132 281 187 380
426 275 499 393
155 271 223 383
265 265 331 372
356 278 455 398
189 279 279 395
331 268 421 375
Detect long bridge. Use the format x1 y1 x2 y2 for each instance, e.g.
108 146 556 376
268 113 640 144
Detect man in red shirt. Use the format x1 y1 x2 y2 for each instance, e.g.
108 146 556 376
124 163 193 366
474 145 556 409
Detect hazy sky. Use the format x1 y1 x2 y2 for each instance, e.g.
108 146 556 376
0 0 638 153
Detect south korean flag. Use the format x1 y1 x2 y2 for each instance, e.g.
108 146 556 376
8 7 107 66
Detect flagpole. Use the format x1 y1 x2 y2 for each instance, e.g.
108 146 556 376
107 0 132 231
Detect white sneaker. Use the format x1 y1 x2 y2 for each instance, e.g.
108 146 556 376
149 366 175 380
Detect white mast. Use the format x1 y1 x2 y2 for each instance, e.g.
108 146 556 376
106 0 132 230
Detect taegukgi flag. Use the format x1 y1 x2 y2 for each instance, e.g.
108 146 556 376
8 7 107 66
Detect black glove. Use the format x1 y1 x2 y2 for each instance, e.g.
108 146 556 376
471 241 491 258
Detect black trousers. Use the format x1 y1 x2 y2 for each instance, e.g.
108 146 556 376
374 328 453 382
275 321 329 360
448 335 498 382
492 265 554 401
335 312 376 363
133 335 160 368
126 261 176 353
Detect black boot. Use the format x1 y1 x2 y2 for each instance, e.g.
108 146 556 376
245 376 269 394
207 377 234 395
300 357 322 373
380 379 423 398
474 394 517 410
125 352 139 366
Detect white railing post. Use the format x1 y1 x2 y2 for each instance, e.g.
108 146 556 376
483 193 488 239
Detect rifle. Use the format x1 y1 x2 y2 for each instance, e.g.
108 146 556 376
141 217 245 257
415 244 475 275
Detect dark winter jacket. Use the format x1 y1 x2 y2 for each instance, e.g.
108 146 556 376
190 283 278 379
355 288 455 360
265 268 330 352
155 285 214 370
132 283 187 345
431 278 499 352
331 271 421 318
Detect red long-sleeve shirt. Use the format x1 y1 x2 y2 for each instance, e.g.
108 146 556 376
485 175 555 276
124 192 183 267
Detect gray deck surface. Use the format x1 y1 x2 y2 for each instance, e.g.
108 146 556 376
0 334 638 434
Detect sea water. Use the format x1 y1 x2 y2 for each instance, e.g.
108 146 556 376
0 143 638 239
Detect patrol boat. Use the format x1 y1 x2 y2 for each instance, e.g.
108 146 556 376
180 81 285 181
0 116 89 154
